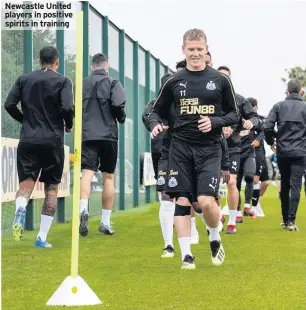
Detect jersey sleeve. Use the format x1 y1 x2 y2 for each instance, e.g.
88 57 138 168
142 99 163 132
254 119 265 143
264 104 278 145
60 77 74 129
4 76 23 123
210 75 240 129
221 135 230 171
110 80 126 124
147 76 174 131
242 98 258 127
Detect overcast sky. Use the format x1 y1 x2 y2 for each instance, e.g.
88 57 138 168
92 0 306 116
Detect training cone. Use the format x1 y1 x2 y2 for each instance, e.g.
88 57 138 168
46 276 102 306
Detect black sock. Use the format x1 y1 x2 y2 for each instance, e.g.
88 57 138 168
252 189 260 207
244 181 254 205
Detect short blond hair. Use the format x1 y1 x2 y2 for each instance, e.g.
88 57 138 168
183 29 207 45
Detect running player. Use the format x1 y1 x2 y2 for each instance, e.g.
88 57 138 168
148 29 239 269
264 79 306 230
175 59 200 244
4 46 74 247
217 66 258 231
247 97 269 217
79 53 126 236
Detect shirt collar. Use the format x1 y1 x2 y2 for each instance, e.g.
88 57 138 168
92 69 107 76
285 93 304 101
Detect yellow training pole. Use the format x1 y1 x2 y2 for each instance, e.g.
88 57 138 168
71 10 83 278
46 11 101 306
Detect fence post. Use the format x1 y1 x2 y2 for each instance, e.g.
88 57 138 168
23 4 33 230
23 31 32 73
25 200 34 231
57 198 65 223
23 1 32 73
103 16 109 56
119 30 126 210
56 14 66 222
56 6 65 75
145 52 151 203
82 1 89 78
155 59 161 202
133 42 140 207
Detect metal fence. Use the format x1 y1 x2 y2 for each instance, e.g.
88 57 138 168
1 1 174 234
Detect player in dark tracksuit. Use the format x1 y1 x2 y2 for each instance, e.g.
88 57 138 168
4 46 74 246
79 53 126 237
217 66 258 232
247 98 270 217
237 119 259 219
264 79 306 231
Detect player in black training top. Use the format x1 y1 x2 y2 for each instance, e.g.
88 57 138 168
144 57 231 262
264 79 306 231
147 29 239 269
247 98 270 217
217 66 258 234
4 46 74 247
79 53 126 237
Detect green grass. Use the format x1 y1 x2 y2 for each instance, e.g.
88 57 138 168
1 190 149 236
2 186 306 310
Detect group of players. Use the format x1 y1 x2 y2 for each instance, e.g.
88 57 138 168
5 29 304 265
142 29 277 270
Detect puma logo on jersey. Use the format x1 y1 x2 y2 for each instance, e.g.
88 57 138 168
180 82 187 88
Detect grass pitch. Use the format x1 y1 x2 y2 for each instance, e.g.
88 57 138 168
2 186 306 309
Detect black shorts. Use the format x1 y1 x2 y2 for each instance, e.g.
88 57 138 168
165 139 222 199
17 142 64 184
151 152 161 180
156 148 169 192
229 151 240 175
82 140 118 173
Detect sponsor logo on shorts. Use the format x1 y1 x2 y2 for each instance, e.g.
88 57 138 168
209 177 218 192
231 161 237 171
157 176 165 186
168 177 178 188
209 184 217 191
